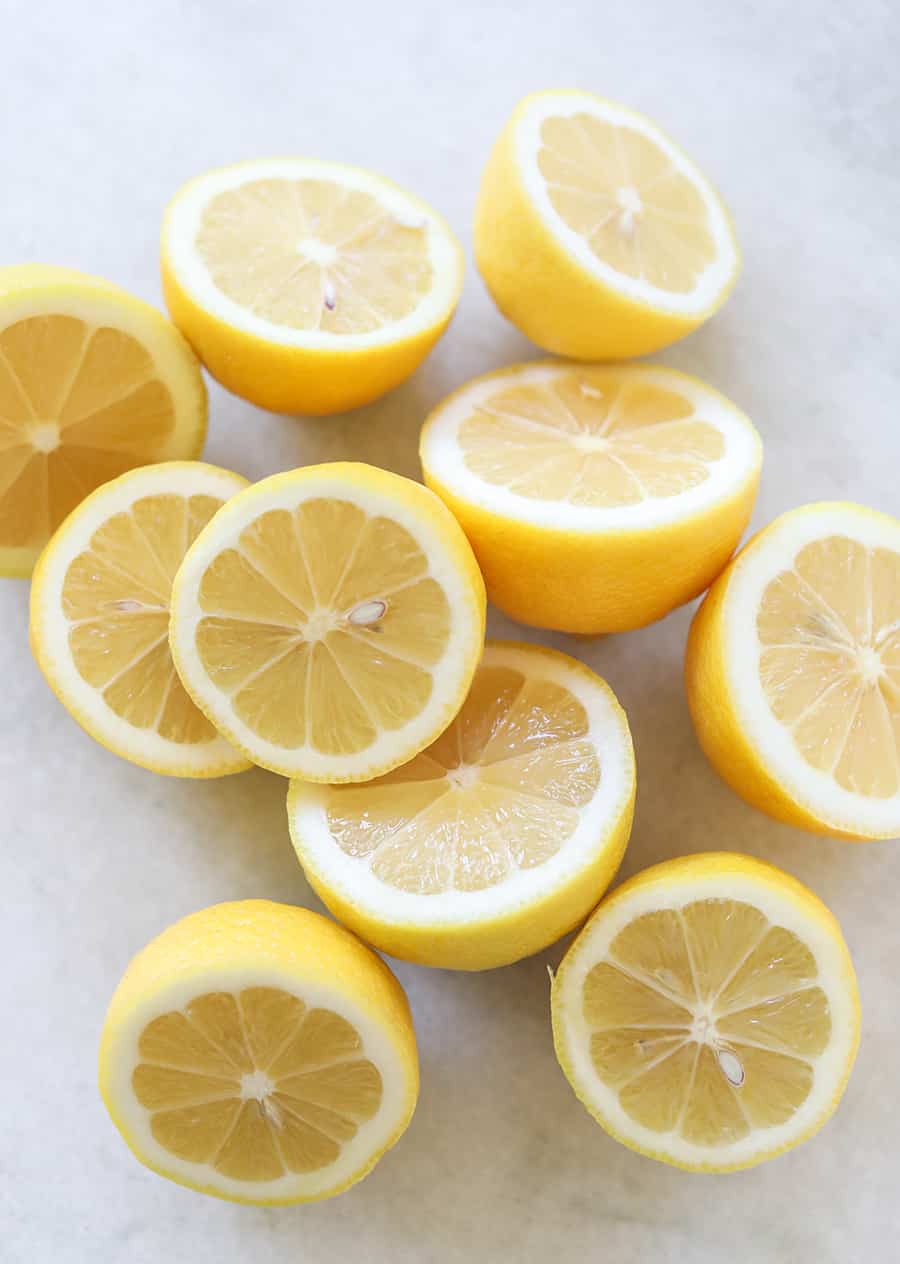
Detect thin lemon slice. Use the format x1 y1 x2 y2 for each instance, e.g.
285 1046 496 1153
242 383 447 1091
30 462 249 777
170 462 485 781
99 900 418 1204
421 362 761 634
289 641 635 970
0 264 207 576
474 91 740 359
162 159 464 415
552 853 859 1172
686 502 900 840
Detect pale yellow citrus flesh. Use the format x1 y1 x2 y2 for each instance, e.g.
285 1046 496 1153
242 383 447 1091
0 318 177 560
456 366 725 506
323 659 600 894
756 536 900 799
61 492 227 747
133 988 382 1181
583 900 830 1145
537 112 717 295
196 178 433 335
194 501 451 758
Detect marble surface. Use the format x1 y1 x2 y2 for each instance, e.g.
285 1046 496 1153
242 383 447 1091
2 2 898 1260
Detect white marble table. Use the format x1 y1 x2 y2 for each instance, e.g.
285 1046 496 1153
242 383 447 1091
2 2 897 1260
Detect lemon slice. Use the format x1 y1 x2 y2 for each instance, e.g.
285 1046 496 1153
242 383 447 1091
421 362 761 634
30 461 249 777
288 641 635 970
0 264 206 576
169 462 485 781
99 900 418 1204
162 159 464 415
687 502 900 840
474 91 740 359
551 853 859 1172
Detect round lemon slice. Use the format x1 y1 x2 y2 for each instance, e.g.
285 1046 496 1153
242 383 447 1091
420 361 761 634
169 462 486 781
30 461 249 777
162 159 464 415
551 853 860 1172
474 91 740 359
288 641 635 970
0 264 206 576
99 900 419 1204
686 501 900 840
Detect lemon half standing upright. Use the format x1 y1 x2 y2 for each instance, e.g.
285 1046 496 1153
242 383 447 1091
686 501 900 840
421 361 761 634
99 901 419 1204
0 264 207 576
551 853 860 1172
475 91 740 359
162 159 464 415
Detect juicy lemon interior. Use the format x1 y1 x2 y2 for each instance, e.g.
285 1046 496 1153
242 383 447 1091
0 316 175 551
584 900 831 1145
196 179 432 334
133 988 381 1180
323 661 600 893
537 113 717 294
757 536 900 797
195 500 450 754
458 369 724 505
63 493 222 743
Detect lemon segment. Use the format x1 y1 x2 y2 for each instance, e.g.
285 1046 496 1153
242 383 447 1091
30 461 250 777
0 264 207 576
289 641 635 970
169 462 486 781
686 502 900 840
99 900 418 1203
162 159 464 415
552 853 859 1171
474 91 740 360
420 361 761 634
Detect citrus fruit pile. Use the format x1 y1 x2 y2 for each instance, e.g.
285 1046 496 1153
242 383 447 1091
4 88 893 1200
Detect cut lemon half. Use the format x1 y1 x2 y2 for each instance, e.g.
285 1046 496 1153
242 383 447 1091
686 502 900 840
30 461 249 777
99 900 418 1204
0 264 207 576
551 853 859 1172
169 462 485 781
421 361 761 634
474 91 740 359
288 641 635 970
162 159 464 415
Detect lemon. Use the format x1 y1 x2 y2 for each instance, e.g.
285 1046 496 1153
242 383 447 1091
551 852 859 1172
289 641 634 970
161 159 464 416
420 361 761 634
99 900 418 1204
474 91 740 359
686 501 900 841
0 264 206 577
30 461 250 777
169 461 485 781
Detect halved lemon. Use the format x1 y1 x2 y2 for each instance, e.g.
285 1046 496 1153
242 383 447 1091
0 264 207 576
169 462 486 781
551 853 859 1172
686 502 900 840
288 641 635 970
420 361 761 634
99 900 419 1204
474 91 740 359
30 461 249 777
162 158 464 415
